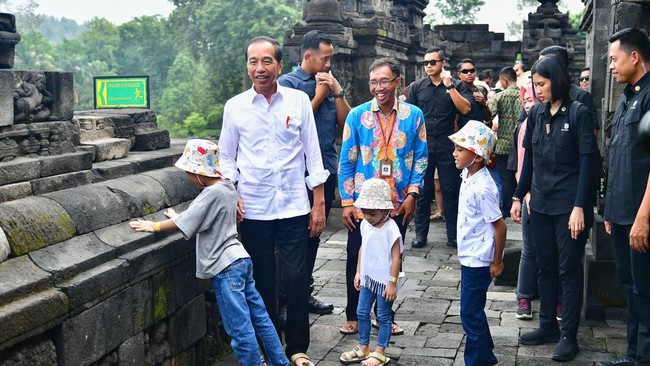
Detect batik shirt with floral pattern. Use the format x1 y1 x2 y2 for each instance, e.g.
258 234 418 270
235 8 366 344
339 98 428 215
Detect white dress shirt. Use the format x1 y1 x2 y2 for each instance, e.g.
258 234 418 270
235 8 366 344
218 85 329 220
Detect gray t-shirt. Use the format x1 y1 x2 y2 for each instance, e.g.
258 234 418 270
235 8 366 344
173 179 249 279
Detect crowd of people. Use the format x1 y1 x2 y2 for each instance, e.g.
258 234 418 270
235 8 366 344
129 27 650 366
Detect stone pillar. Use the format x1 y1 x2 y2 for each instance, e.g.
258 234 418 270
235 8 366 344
0 12 20 70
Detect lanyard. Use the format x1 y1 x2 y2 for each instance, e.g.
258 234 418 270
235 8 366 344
375 107 396 150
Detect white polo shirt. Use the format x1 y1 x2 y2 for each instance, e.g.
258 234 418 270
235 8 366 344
457 166 502 267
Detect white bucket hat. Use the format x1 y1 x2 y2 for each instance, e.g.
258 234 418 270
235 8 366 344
174 139 222 177
448 120 497 161
354 178 394 210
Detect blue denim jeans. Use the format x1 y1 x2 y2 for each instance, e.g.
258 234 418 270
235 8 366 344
516 199 537 300
212 258 290 366
357 286 393 348
461 266 498 366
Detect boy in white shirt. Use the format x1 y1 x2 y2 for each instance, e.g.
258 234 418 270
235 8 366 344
449 120 507 366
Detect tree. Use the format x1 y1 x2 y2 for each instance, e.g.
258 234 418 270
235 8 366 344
13 30 55 70
425 0 485 25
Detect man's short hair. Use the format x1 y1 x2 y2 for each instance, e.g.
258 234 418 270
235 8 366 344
301 30 332 56
478 69 493 81
531 56 571 102
608 28 650 61
456 58 476 71
244 36 283 62
425 46 446 60
499 67 517 82
539 45 569 67
581 67 590 72
369 58 401 78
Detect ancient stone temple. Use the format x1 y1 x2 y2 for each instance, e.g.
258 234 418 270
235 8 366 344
282 0 521 106
0 13 229 366
521 0 586 79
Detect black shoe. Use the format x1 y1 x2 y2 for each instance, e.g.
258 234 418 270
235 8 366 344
552 336 579 362
446 239 457 248
278 303 287 329
519 328 560 345
308 295 333 314
411 239 426 248
595 357 635 366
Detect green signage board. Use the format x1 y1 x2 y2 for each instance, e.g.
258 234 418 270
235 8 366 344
94 76 150 109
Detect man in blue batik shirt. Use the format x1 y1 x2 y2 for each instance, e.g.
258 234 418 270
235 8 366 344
278 30 351 316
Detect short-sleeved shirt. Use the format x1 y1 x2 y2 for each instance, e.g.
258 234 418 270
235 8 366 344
457 166 502 267
489 85 523 155
523 99 596 215
457 82 487 128
406 77 460 142
278 67 338 173
569 85 600 131
173 180 250 279
604 73 650 225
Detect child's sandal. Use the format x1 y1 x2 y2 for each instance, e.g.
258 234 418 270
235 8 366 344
290 353 314 366
361 352 390 366
339 346 367 364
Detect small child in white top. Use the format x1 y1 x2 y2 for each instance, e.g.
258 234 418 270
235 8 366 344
339 178 403 366
449 120 507 366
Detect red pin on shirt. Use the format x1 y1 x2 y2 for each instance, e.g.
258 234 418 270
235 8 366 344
285 116 290 129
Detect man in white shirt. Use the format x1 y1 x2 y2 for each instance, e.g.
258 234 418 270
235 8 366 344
218 36 328 366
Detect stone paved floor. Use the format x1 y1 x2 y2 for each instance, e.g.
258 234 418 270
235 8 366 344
218 214 627 365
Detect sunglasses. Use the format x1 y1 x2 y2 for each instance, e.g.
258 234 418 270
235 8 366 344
579 76 590 82
422 59 444 66
459 68 477 74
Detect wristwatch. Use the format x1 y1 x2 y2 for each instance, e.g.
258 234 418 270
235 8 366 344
333 90 345 98
407 192 419 198
446 83 455 90
388 275 398 284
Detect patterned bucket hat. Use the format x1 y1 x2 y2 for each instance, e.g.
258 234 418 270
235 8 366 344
448 120 497 161
174 139 222 177
354 178 394 210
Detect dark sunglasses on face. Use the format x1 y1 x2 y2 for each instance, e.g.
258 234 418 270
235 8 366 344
459 68 477 74
422 59 443 66
579 76 590 82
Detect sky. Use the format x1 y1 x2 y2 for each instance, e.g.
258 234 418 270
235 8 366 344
4 0 583 38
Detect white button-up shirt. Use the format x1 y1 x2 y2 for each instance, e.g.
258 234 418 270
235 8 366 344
218 85 329 220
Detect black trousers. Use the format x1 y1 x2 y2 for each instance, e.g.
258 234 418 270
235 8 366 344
346 214 407 321
611 223 650 364
414 137 461 243
240 215 310 357
495 153 516 218
530 209 592 340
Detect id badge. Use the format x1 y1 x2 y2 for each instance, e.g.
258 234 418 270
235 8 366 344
380 158 393 178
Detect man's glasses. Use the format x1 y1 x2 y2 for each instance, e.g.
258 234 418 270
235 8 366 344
459 68 477 74
579 76 590 82
422 59 444 66
368 78 397 88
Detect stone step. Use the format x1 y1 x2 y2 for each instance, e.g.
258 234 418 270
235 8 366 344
133 129 170 151
80 138 131 162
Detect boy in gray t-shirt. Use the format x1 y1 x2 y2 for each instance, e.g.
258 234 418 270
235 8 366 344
130 139 289 366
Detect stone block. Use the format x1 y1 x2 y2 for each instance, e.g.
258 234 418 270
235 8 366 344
0 228 8 262
83 138 131 162
0 70 13 127
168 294 207 354
57 259 130 311
127 152 175 173
75 115 116 142
109 114 136 144
171 257 198 309
134 121 159 133
28 232 116 280
55 298 107 365
0 157 41 186
91 160 136 181
133 130 170 151
95 221 157 255
0 289 69 350
44 185 131 235
0 181 32 203
30 170 93 195
0 196 76 256
132 278 154 332
143 167 201 206
152 267 176 323
585 257 626 319
118 332 145 366
96 174 167 217
45 71 74 121
0 255 51 303
103 288 135 352
75 145 96 162
39 150 93 178
0 336 58 365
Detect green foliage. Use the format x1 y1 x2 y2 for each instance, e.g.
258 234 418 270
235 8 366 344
425 0 485 25
13 30 55 70
37 15 87 44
